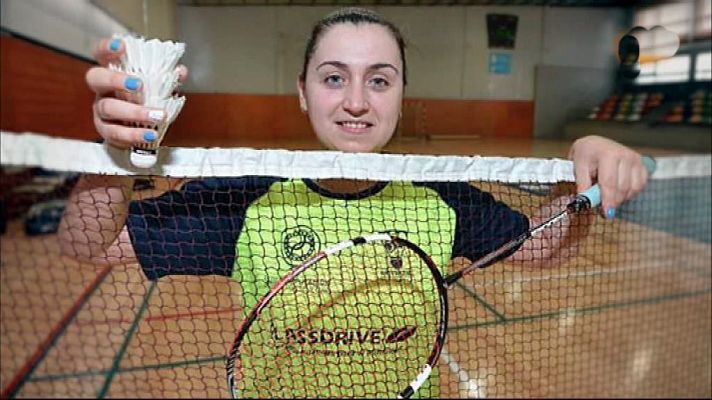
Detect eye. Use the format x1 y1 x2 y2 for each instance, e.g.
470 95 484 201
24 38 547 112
324 74 345 87
369 77 390 90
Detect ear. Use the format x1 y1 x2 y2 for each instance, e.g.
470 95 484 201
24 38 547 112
297 78 308 113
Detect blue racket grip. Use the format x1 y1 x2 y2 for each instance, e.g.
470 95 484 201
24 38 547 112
574 155 656 210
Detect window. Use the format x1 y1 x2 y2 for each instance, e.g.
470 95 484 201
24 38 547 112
634 2 694 40
695 52 711 80
633 1 710 85
634 0 711 41
636 54 691 84
696 0 712 37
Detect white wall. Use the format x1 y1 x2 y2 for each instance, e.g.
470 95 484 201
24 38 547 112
460 6 544 100
379 7 470 98
0 0 130 59
540 7 626 69
93 0 178 40
179 7 279 94
178 6 626 100
533 7 627 138
1 3 627 102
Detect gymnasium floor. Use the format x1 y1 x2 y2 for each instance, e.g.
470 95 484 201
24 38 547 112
1 136 710 398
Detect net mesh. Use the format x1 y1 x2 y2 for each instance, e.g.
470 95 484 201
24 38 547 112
230 237 443 398
1 131 710 398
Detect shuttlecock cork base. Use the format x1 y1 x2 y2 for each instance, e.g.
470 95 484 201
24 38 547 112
109 35 186 168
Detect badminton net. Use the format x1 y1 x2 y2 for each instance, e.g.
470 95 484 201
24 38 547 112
0 131 710 398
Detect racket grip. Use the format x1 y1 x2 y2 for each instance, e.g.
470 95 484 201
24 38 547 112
572 155 656 210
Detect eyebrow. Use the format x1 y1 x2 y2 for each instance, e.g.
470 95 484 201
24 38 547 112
316 61 399 74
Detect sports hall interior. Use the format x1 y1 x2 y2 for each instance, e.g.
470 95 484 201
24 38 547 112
1 0 710 398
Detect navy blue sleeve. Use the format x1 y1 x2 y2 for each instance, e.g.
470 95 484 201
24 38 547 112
126 176 281 280
415 181 530 265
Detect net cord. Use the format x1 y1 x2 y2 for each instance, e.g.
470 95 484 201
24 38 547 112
2 131 709 181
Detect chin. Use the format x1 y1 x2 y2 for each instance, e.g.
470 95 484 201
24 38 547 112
334 140 384 154
316 131 392 153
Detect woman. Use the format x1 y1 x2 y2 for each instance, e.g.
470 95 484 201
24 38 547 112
59 8 649 398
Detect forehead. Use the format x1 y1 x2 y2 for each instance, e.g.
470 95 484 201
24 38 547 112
311 23 401 68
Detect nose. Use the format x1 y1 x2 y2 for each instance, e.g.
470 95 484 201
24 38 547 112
342 83 369 116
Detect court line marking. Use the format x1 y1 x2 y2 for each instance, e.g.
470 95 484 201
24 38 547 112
450 287 711 331
469 260 711 287
440 347 487 399
73 305 242 327
0 264 114 399
24 288 711 383
64 260 711 326
27 355 226 383
97 281 156 399
454 281 507 322
66 259 710 328
66 276 510 332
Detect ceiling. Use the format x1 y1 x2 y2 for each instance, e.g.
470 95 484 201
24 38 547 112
177 0 664 7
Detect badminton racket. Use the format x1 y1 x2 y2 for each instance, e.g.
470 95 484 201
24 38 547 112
226 156 656 398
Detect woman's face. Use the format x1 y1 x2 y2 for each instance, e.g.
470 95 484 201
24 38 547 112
298 23 404 153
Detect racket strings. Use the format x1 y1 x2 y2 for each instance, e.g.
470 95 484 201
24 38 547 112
234 241 443 398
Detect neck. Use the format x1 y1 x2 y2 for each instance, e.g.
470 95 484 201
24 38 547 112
315 179 377 194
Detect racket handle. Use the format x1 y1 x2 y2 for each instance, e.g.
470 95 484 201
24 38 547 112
570 155 656 211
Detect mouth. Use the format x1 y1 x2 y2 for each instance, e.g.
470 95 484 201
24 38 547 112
336 120 373 134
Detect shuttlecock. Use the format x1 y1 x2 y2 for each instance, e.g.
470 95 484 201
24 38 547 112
109 34 186 168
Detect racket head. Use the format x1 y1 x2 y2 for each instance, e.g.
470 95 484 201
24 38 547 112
226 234 448 399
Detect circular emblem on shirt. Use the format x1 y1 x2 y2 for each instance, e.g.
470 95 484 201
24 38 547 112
281 225 320 264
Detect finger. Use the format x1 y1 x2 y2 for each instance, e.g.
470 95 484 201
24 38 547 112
94 38 125 66
628 158 649 199
597 157 621 217
86 67 143 101
615 157 631 206
176 64 189 83
94 114 158 149
627 165 644 201
95 98 165 126
573 158 594 194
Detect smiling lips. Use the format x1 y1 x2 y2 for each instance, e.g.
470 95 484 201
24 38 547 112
337 120 373 134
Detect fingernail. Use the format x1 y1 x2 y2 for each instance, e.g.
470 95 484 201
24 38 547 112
109 38 121 52
143 131 157 142
148 110 165 122
606 208 616 219
125 77 141 91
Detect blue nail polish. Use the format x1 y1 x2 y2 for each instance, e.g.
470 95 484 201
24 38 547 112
143 131 157 142
109 39 121 52
125 77 141 91
606 208 616 219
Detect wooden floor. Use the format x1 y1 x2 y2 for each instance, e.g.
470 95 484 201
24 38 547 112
0 137 710 398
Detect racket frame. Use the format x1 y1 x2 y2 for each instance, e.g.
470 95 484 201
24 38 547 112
226 233 450 399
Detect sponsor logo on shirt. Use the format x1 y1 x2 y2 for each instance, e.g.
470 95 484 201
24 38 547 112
281 225 320 263
270 324 418 356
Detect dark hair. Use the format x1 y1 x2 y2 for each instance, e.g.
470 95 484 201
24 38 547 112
299 8 407 86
